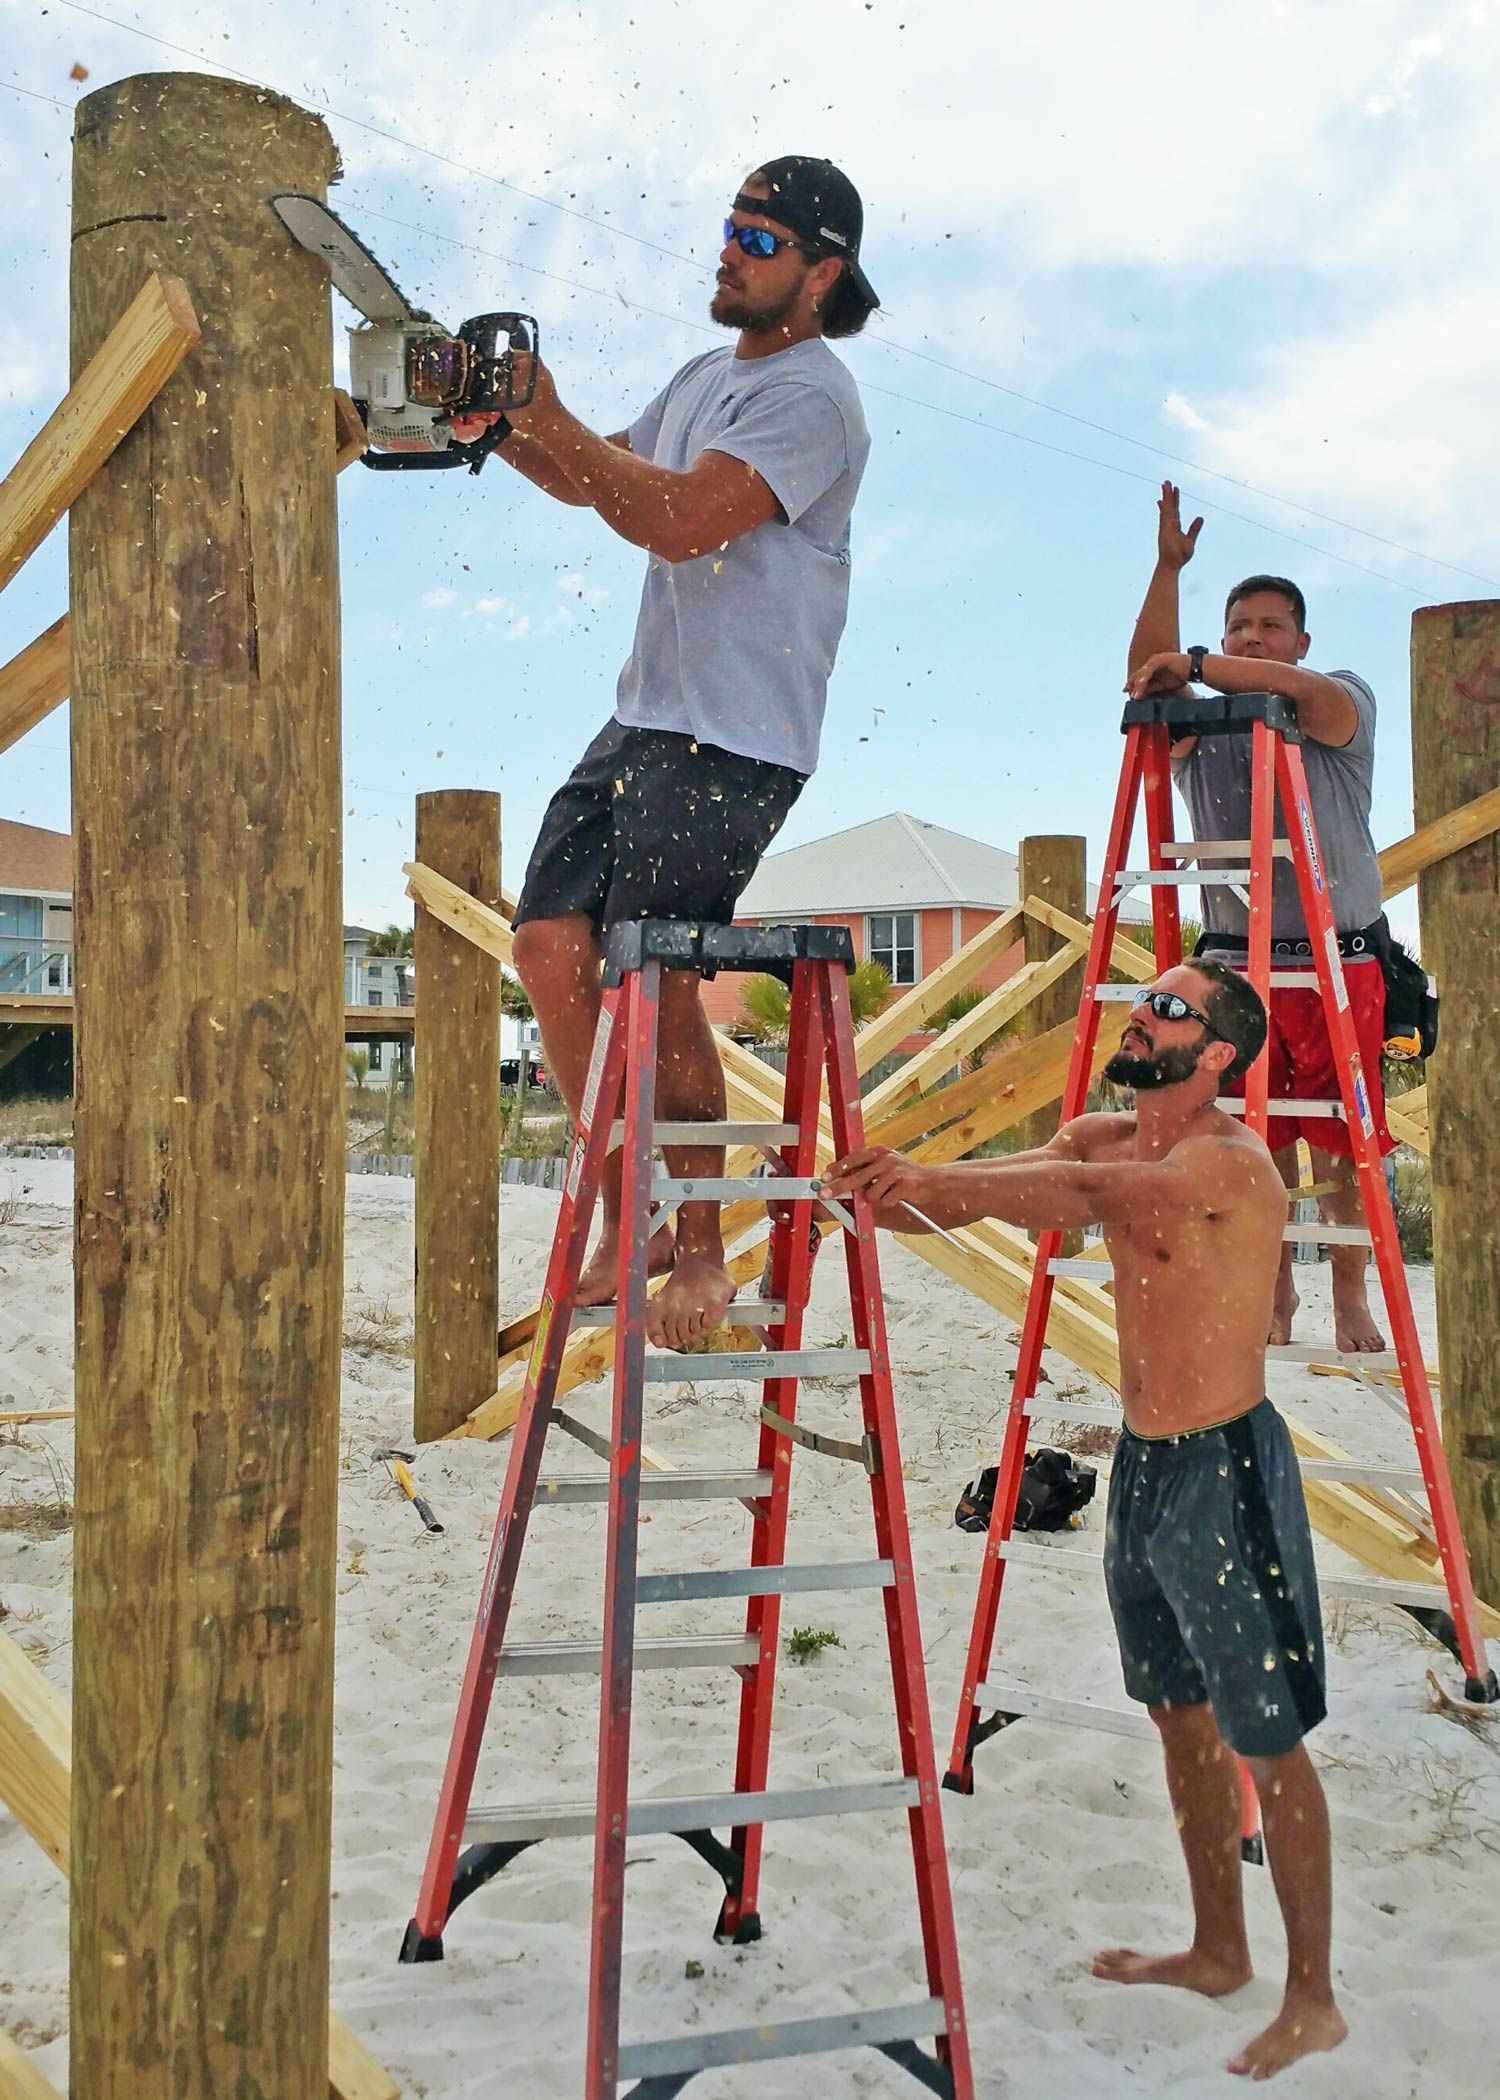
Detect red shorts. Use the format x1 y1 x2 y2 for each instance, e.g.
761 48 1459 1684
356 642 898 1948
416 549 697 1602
1217 956 1394 1159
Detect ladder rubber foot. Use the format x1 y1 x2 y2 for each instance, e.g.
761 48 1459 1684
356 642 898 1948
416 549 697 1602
1464 1669 1500 1706
1241 1834 1265 1868
941 1769 974 1797
397 1919 446 1964
714 1908 762 1946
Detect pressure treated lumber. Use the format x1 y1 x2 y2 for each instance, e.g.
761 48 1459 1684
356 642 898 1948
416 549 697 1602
0 270 199 596
1379 782 1500 902
404 858 514 965
413 793 502 1442
1016 836 1087 1154
0 2024 64 2100
69 74 344 2100
0 1632 398 2100
0 619 69 759
1411 601 1500 1605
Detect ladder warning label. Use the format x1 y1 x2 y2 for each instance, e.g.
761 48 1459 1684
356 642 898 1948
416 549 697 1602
580 1018 610 1131
529 1297 554 1385
1298 797 1325 892
1350 1059 1376 1138
1325 929 1350 1009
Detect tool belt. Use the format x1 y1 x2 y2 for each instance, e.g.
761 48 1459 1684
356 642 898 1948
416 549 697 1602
1193 916 1438 1062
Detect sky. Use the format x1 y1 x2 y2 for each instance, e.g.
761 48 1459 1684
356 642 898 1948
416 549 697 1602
4 0 1499 942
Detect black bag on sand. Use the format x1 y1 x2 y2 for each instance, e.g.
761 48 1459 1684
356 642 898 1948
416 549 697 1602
954 1447 1097 1534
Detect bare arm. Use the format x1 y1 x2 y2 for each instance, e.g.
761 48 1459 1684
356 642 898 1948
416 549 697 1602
1127 482 1202 678
450 417 632 507
821 1128 1262 1236
499 363 779 562
1126 650 1359 748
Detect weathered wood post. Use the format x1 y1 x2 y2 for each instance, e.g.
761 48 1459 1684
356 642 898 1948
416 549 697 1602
70 73 343 2099
413 789 502 1441
1017 837 1087 1257
1411 602 1500 1605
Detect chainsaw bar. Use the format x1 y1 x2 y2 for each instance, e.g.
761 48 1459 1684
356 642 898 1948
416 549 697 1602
270 192 428 326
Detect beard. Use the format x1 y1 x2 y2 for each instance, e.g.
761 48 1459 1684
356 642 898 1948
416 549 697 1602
710 275 802 334
1103 1039 1207 1092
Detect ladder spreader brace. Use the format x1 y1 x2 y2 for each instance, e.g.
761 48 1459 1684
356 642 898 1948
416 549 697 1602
946 692 1497 1813
400 918 973 2100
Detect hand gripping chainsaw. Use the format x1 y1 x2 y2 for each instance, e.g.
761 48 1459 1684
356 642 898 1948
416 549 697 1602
271 193 538 475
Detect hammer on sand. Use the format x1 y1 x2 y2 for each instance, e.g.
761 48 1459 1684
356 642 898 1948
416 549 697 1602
370 1444 446 1533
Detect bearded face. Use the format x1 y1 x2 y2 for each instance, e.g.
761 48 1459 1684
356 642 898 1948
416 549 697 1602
1102 1038 1209 1092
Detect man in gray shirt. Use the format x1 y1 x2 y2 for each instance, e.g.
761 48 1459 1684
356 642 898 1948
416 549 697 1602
451 157 874 1347
1124 486 1394 1354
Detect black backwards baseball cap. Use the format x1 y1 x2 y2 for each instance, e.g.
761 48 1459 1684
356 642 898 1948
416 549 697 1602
734 155 878 312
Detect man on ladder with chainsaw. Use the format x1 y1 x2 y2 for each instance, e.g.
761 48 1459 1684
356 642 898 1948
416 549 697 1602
821 962 1351 2080
1126 485 1394 1354
451 155 877 1350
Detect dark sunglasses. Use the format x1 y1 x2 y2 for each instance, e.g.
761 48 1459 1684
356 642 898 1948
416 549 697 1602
723 218 816 260
1130 987 1220 1035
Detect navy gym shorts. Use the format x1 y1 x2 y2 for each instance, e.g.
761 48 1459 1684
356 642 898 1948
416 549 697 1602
1104 1399 1327 1758
513 719 806 936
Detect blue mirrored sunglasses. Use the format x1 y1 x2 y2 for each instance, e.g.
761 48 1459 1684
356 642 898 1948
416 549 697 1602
1130 987 1219 1035
723 218 815 260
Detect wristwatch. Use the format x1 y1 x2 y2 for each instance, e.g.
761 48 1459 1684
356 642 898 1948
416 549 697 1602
1187 644 1208 684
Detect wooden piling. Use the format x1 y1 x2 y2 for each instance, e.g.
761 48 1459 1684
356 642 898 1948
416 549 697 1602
413 790 502 1442
69 73 343 2099
1411 602 1500 1605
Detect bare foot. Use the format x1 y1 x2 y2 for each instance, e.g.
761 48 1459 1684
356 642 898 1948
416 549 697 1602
1228 1993 1347 2079
1334 1296 1386 1353
646 1249 737 1350
576 1222 674 1307
1092 1946 1253 1996
1268 1279 1300 1347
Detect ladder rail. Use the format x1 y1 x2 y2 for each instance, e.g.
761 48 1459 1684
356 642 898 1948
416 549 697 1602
587 961 663 2099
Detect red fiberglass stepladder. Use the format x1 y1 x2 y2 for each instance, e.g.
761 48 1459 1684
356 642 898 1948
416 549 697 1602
946 691 1497 1825
401 919 972 2099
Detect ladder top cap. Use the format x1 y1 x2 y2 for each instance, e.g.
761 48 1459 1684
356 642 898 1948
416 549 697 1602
1121 691 1302 740
602 917 855 984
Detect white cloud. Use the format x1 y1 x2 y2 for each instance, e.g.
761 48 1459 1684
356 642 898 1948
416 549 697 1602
421 585 459 609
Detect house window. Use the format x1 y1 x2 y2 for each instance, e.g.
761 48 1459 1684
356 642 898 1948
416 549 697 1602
367 990 383 1007
867 913 918 986
368 1043 383 1072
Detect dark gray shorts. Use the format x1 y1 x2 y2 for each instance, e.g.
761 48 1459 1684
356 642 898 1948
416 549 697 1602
514 719 805 936
1104 1399 1326 1758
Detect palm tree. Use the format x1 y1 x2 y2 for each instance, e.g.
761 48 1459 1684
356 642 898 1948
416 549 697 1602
365 922 414 1003
736 960 892 1046
501 969 534 1022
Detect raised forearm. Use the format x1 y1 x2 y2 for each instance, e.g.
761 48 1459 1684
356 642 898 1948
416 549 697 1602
523 406 703 557
897 1156 1103 1234
498 425 593 505
1127 561 1182 679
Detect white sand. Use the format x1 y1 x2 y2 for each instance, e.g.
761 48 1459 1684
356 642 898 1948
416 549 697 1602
2 1157 1497 2098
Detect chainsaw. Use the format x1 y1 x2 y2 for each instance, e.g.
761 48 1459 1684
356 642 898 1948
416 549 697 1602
270 192 538 475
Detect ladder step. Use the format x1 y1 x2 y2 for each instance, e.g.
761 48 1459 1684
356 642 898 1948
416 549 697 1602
571 1299 787 1329
1116 866 1252 886
996 1538 1455 1609
463 1776 920 1846
1094 973 1325 998
609 1120 799 1149
617 1998 947 2082
495 1635 761 1677
1280 1223 1373 1246
651 1175 826 1204
1047 1257 1113 1279
643 1348 870 1384
1159 839 1293 861
1221 1098 1344 1118
636 1559 894 1604
1019 1396 1122 1428
973 1680 1157 1741
1296 1460 1428 1491
536 1468 775 1505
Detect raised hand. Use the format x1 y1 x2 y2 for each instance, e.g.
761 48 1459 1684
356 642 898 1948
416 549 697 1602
1157 480 1203 571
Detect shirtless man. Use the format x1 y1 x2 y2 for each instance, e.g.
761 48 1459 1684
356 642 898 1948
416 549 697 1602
821 961 1348 2080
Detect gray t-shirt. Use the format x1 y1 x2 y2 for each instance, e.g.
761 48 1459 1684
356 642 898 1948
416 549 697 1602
1173 672 1382 937
614 338 869 776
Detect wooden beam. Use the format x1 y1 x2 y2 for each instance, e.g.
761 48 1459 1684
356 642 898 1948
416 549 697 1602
1022 893 1157 981
1016 836 1087 1157
0 1408 74 1427
332 386 368 471
413 794 502 1443
1411 600 1500 1607
0 271 200 597
1379 782 1500 903
0 2025 64 2100
0 619 69 759
404 860 514 965
845 905 1024 1068
0 1631 399 2099
69 74 343 2100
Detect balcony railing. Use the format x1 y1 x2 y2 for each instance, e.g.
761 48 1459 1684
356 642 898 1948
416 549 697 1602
0 936 73 995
